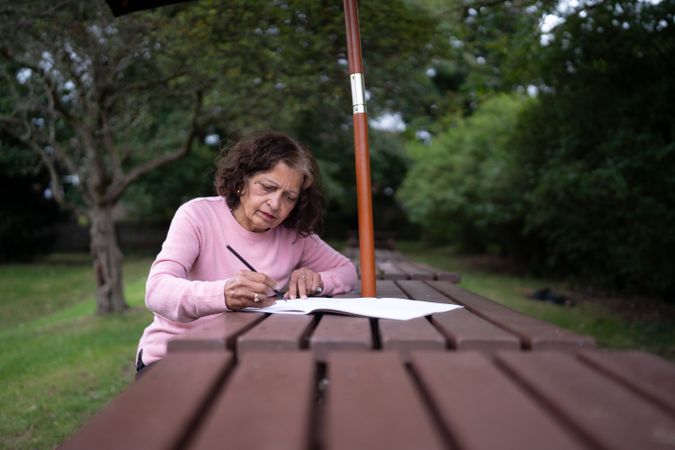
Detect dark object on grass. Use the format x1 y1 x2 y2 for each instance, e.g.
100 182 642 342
526 287 576 307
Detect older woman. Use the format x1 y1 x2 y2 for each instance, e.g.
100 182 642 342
135 131 357 374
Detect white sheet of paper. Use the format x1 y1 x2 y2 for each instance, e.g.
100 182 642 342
241 297 462 321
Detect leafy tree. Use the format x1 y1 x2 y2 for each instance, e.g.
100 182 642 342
0 2 206 313
398 93 532 250
400 0 675 299
123 0 446 233
513 0 675 296
408 0 548 130
0 0 445 313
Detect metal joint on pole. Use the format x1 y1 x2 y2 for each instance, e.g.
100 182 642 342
350 73 367 114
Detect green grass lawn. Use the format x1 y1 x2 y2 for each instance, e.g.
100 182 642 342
398 241 675 361
0 254 154 450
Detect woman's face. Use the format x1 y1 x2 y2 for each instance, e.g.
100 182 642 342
233 162 304 232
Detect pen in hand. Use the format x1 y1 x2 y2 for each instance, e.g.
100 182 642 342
226 245 284 299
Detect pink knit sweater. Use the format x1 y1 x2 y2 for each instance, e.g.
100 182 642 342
137 197 358 364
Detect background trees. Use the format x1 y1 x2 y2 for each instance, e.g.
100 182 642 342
400 0 675 298
398 94 533 252
513 0 675 296
0 2 207 313
2 0 672 303
0 0 443 313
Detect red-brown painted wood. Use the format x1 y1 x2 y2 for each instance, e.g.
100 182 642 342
393 260 436 280
377 261 407 280
60 353 233 450
375 280 447 360
497 351 675 450
375 279 407 298
325 352 445 450
430 281 595 350
411 351 588 450
237 314 315 355
167 313 266 352
577 350 675 415
309 314 372 361
397 280 456 303
187 352 315 450
432 308 521 351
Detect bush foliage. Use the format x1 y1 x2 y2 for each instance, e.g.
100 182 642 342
400 0 675 299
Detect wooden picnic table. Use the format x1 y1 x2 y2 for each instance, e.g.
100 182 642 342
60 254 675 450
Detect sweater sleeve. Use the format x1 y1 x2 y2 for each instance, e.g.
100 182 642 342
145 204 229 322
298 235 358 296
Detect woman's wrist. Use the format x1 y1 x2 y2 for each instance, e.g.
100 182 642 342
223 278 233 311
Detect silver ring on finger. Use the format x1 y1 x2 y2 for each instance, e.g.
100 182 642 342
253 292 260 303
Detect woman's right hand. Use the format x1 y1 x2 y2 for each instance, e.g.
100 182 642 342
224 270 278 310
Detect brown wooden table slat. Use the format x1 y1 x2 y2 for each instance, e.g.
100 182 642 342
187 352 315 450
332 291 361 299
309 314 372 362
167 313 266 352
409 261 462 283
377 261 408 280
326 352 446 450
432 308 521 351
429 281 596 350
375 279 409 298
237 314 315 355
496 351 675 450
577 350 675 416
396 279 457 304
380 318 448 362
391 260 436 280
348 249 460 282
410 351 588 450
59 353 233 450
407 279 520 351
375 280 447 361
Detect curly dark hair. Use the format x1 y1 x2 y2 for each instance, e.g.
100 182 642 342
215 131 324 236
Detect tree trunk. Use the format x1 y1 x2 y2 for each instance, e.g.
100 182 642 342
90 205 128 314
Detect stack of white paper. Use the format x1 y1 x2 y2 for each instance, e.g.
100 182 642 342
242 297 462 321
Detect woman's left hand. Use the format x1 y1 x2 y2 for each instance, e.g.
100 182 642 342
286 267 323 299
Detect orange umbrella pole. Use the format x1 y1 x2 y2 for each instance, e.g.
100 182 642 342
343 0 376 297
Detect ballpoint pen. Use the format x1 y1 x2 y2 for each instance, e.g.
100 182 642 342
226 245 285 299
